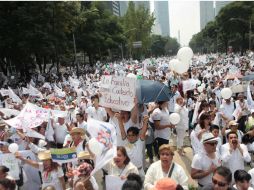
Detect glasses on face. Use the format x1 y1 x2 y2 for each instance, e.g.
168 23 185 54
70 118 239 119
212 178 227 187
206 142 218 146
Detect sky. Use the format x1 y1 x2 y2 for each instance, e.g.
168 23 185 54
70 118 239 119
151 0 200 46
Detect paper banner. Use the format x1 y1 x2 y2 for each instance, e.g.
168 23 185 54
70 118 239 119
50 147 77 164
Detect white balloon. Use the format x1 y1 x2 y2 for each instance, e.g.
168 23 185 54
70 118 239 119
174 61 189 74
88 138 103 156
8 143 19 154
221 88 233 99
169 113 181 125
177 47 194 62
126 73 136 79
169 59 181 72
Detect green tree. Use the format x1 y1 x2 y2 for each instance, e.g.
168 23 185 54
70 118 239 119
122 1 155 59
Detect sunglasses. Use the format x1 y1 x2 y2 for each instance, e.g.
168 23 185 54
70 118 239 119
212 178 227 187
206 142 218 146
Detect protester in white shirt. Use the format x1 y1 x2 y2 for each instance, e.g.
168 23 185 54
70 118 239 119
53 116 68 148
174 96 188 156
116 113 149 177
144 144 188 190
221 131 251 176
76 113 87 131
191 133 221 187
151 101 174 157
220 99 236 127
86 94 107 122
168 84 180 113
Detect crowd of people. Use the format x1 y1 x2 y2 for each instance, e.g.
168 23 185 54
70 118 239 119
0 52 254 190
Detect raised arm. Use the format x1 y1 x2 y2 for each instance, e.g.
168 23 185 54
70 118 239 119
15 152 39 169
115 113 127 140
105 107 115 118
140 115 149 141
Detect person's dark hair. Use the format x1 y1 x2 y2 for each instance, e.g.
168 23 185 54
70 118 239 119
176 184 184 190
0 178 16 190
234 170 251 183
127 127 140 136
209 100 216 106
199 113 210 129
226 131 238 140
156 101 167 110
198 101 209 115
122 180 141 190
0 166 9 174
127 173 143 188
117 146 130 165
210 124 219 132
91 94 99 101
215 166 232 184
76 113 84 119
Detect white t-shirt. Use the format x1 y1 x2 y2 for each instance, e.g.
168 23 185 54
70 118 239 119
191 152 221 186
124 139 145 169
174 104 189 130
220 101 235 126
144 161 188 190
54 123 68 144
39 163 64 190
105 160 139 177
77 121 87 131
151 108 171 140
248 168 254 188
86 106 107 121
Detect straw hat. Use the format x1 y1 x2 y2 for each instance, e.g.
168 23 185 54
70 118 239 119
78 151 92 160
38 150 52 161
70 127 85 136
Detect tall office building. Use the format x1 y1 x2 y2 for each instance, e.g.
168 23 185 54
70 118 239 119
153 1 170 36
200 1 215 30
200 1 231 30
105 1 121 16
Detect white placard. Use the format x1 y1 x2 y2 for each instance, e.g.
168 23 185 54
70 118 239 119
182 79 199 93
99 76 136 111
105 175 125 190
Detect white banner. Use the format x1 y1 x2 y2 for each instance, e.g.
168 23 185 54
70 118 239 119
99 76 136 111
4 102 49 129
87 118 117 175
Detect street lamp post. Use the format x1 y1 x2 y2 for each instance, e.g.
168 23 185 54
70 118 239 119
121 28 137 60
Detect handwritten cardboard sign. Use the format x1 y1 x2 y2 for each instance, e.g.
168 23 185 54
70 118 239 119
99 76 136 111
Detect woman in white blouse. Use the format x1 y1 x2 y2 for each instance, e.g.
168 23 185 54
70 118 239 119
105 146 138 180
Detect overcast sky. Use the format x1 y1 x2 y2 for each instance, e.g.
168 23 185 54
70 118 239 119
151 0 200 46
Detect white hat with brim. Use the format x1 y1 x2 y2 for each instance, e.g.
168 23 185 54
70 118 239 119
38 150 52 161
201 133 219 144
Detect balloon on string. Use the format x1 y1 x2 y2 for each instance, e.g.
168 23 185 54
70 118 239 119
8 143 19 154
169 113 181 125
169 59 180 71
174 61 189 74
177 47 194 62
127 73 137 79
221 88 233 99
88 138 103 157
